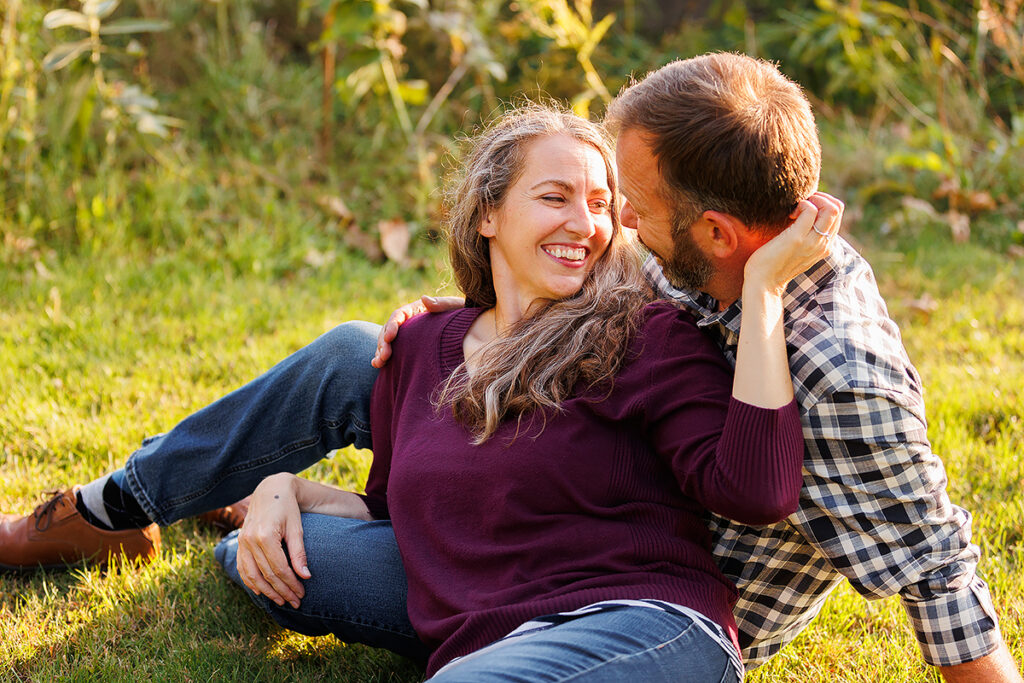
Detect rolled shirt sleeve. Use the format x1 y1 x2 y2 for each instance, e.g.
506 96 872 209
796 389 1000 666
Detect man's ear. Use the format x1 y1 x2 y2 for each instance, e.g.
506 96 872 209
478 212 496 238
699 210 749 259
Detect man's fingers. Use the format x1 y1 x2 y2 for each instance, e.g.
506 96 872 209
373 296 465 369
379 304 423 343
373 299 433 368
421 295 465 313
371 345 391 369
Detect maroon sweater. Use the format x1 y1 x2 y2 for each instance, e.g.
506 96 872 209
365 304 803 675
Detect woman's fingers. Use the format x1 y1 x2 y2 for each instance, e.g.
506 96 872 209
251 531 304 608
805 192 844 240
237 537 289 606
285 515 312 580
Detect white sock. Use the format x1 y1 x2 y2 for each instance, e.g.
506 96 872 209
77 473 114 529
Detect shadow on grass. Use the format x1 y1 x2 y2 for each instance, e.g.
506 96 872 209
0 524 424 682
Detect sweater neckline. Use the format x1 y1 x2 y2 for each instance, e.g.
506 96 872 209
438 306 487 375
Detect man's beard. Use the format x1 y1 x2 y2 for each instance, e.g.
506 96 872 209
659 213 714 292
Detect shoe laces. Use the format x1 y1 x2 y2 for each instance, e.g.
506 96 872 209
33 490 68 532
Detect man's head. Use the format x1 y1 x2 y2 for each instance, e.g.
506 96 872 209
606 53 821 300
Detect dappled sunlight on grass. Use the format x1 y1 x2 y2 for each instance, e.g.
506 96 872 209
3 185 1022 679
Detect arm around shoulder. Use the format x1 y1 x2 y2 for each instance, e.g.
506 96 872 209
642 310 804 526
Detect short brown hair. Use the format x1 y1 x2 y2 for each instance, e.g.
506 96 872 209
606 52 821 232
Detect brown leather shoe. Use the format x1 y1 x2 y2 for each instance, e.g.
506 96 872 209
196 496 250 535
0 488 160 570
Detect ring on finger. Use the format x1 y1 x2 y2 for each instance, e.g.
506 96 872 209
812 224 831 237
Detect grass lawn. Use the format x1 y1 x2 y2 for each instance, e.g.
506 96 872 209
1 215 1022 680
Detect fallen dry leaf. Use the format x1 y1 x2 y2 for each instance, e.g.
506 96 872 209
932 177 959 200
341 222 384 262
966 190 997 213
901 196 940 218
319 195 354 224
378 219 411 265
303 247 335 269
905 292 939 321
946 210 970 243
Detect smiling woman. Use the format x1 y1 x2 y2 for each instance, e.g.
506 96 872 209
437 108 650 444
480 134 614 313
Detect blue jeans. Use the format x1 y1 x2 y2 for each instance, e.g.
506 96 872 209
215 515 740 683
122 321 423 657
215 514 429 663
430 605 741 683
123 321 383 526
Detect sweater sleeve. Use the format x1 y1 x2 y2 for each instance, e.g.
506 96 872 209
643 308 804 525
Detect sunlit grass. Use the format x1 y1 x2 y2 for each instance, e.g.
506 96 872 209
2 201 1022 680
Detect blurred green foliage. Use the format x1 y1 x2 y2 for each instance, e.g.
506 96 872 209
2 0 1023 258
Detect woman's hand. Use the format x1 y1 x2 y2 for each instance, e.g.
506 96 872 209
372 295 465 368
732 192 843 409
235 473 311 609
743 192 844 297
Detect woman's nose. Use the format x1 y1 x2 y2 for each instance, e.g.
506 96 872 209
564 200 597 237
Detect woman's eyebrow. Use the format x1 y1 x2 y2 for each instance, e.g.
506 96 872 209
529 179 610 195
529 179 574 192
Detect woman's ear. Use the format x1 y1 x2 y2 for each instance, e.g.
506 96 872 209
478 212 496 238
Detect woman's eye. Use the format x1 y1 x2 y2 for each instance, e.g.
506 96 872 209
590 199 610 211
541 195 565 203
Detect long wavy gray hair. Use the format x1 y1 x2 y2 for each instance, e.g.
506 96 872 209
436 104 652 444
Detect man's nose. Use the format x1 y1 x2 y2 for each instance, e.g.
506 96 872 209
620 200 638 230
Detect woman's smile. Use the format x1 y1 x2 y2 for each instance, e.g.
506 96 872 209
541 243 589 266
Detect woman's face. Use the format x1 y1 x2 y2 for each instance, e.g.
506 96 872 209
479 133 614 312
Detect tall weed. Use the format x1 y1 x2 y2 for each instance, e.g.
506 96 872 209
753 0 1024 245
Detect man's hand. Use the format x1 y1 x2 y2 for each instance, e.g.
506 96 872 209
236 473 310 609
372 295 464 368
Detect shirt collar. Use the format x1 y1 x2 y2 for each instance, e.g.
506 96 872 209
643 238 850 335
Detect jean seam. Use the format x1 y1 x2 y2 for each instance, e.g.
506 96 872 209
557 619 724 683
123 457 165 526
140 412 371 516
266 599 417 638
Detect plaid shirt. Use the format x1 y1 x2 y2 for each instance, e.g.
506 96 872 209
644 238 1001 668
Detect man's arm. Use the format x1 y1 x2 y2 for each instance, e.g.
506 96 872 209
941 641 1022 682
797 387 1018 679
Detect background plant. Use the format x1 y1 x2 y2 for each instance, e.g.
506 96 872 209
2 2 1023 678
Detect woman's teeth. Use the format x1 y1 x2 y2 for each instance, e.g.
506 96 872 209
543 246 585 261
